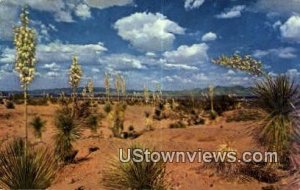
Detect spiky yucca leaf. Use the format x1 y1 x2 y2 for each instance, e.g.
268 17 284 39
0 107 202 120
54 107 81 163
103 144 168 190
0 138 57 189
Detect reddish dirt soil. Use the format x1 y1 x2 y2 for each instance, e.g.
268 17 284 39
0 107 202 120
0 104 299 190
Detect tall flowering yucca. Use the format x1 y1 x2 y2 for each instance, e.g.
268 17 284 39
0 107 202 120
69 56 82 117
69 56 82 93
14 7 37 145
115 74 123 102
212 54 264 76
104 72 110 101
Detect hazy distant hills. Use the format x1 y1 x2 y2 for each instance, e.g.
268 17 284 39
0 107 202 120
0 85 253 97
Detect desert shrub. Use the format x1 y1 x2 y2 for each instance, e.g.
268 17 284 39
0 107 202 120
4 100 15 109
86 114 101 133
75 100 92 119
103 144 168 189
253 75 300 162
30 115 46 139
205 143 240 179
226 109 263 122
0 138 57 189
53 106 81 163
209 110 218 120
239 162 280 183
103 102 112 114
28 97 48 106
169 121 186 129
202 95 237 115
153 102 165 120
128 125 134 131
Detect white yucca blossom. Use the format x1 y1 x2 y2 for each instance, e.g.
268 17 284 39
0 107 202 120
14 8 37 88
69 56 82 91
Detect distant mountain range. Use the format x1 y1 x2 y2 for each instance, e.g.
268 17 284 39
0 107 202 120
0 85 253 97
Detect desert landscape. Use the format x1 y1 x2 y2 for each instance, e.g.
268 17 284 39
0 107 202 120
0 0 300 189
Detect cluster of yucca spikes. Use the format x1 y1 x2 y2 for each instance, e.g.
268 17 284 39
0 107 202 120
14 6 37 148
253 75 300 162
213 54 300 164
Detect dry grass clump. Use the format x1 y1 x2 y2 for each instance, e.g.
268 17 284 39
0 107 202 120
103 144 168 190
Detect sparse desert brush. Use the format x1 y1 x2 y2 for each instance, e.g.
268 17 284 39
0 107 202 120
53 106 81 163
226 109 263 122
209 110 218 120
205 142 240 179
253 75 300 163
4 100 15 109
103 144 168 190
86 114 101 134
145 111 154 131
0 138 57 189
169 121 186 129
30 115 46 140
103 101 112 114
153 102 165 120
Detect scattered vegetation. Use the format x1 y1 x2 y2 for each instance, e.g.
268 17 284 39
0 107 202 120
226 109 263 122
4 100 15 109
169 121 186 128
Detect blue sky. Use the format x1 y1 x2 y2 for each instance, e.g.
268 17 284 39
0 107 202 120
0 0 300 91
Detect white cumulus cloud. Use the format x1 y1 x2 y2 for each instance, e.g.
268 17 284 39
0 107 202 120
184 0 205 10
253 47 297 59
75 3 92 19
163 43 209 65
114 12 185 52
216 5 246 19
201 32 217 42
280 16 300 43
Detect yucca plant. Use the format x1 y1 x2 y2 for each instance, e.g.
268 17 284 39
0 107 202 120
53 106 81 163
14 7 37 149
69 56 82 117
253 75 300 162
30 115 46 140
0 138 57 189
103 144 168 189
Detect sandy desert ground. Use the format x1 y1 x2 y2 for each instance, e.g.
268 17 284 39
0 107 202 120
0 103 299 190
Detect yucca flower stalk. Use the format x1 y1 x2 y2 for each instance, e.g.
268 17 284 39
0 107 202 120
212 54 264 76
69 56 82 117
115 74 122 102
121 76 126 100
104 72 111 102
208 85 214 111
14 7 37 149
144 84 150 103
